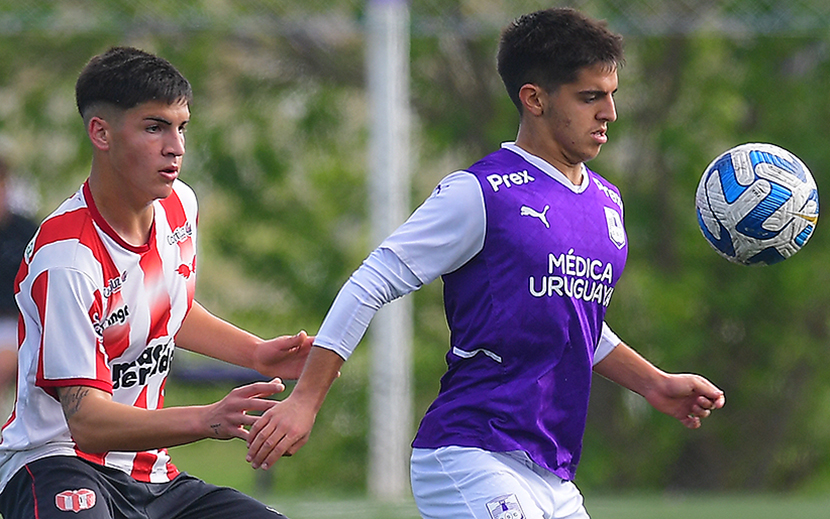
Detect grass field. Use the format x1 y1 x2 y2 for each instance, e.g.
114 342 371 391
164 383 830 518
267 494 830 519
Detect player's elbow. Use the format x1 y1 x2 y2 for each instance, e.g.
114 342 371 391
57 385 120 453
66 417 111 452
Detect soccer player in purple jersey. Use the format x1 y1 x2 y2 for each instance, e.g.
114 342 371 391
248 8 725 519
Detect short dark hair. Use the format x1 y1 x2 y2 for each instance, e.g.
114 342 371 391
497 8 624 112
75 46 193 120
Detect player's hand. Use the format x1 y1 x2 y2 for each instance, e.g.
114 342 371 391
644 373 725 429
245 395 317 470
252 331 314 380
203 379 286 441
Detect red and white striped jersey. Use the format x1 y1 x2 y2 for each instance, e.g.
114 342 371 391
0 179 198 491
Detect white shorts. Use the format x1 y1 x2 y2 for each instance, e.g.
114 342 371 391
410 446 590 519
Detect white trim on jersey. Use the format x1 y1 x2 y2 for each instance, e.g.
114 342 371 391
313 143 622 361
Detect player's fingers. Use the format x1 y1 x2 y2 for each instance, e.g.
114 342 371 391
233 380 284 399
246 415 273 449
692 376 725 402
242 398 280 414
246 417 281 461
248 428 290 469
692 405 711 418
238 414 263 427
281 331 308 350
681 414 702 429
696 394 724 412
260 434 308 470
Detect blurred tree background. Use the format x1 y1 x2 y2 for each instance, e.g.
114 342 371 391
2 0 830 499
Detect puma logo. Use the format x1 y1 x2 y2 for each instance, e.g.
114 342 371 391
520 204 550 228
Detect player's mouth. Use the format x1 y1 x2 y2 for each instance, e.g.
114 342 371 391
592 128 608 145
159 165 179 181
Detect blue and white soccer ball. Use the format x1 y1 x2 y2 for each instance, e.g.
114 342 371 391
695 142 819 266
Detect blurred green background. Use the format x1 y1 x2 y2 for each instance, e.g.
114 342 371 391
4 0 830 515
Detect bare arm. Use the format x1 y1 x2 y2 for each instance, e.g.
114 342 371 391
593 341 725 429
56 379 285 453
245 346 345 469
176 300 312 380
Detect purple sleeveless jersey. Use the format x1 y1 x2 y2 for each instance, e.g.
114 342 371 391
411 148 628 481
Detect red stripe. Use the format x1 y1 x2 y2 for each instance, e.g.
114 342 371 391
161 188 196 309
39 377 112 394
140 247 171 341
32 199 126 367
25 464 40 519
32 271 49 394
76 450 106 466
16 313 23 351
133 385 148 409
35 207 108 266
164 450 180 479
1 406 15 432
161 189 187 240
100 290 130 360
130 451 158 481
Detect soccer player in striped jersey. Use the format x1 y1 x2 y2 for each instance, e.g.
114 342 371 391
246 8 725 519
0 47 311 519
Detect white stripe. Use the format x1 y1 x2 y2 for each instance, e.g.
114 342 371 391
452 346 502 363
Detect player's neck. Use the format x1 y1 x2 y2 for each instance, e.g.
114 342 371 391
513 135 584 185
87 172 154 248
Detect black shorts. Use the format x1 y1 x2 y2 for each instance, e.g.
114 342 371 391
0 456 289 519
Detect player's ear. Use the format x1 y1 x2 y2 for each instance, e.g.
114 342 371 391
518 83 545 117
87 116 111 151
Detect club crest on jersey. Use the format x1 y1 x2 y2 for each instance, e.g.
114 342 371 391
167 222 193 245
102 271 128 298
486 494 525 519
24 236 35 262
55 488 97 513
604 206 626 250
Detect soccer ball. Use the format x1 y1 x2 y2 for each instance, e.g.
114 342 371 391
695 142 819 266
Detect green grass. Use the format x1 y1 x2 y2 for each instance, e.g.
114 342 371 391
269 498 421 519
586 494 830 519
264 494 830 519
163 381 830 518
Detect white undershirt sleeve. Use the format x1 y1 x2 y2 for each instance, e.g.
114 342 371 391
313 171 487 360
594 321 621 365
381 170 486 283
313 248 421 360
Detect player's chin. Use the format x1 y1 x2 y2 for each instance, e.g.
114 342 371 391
153 184 175 200
579 146 602 163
